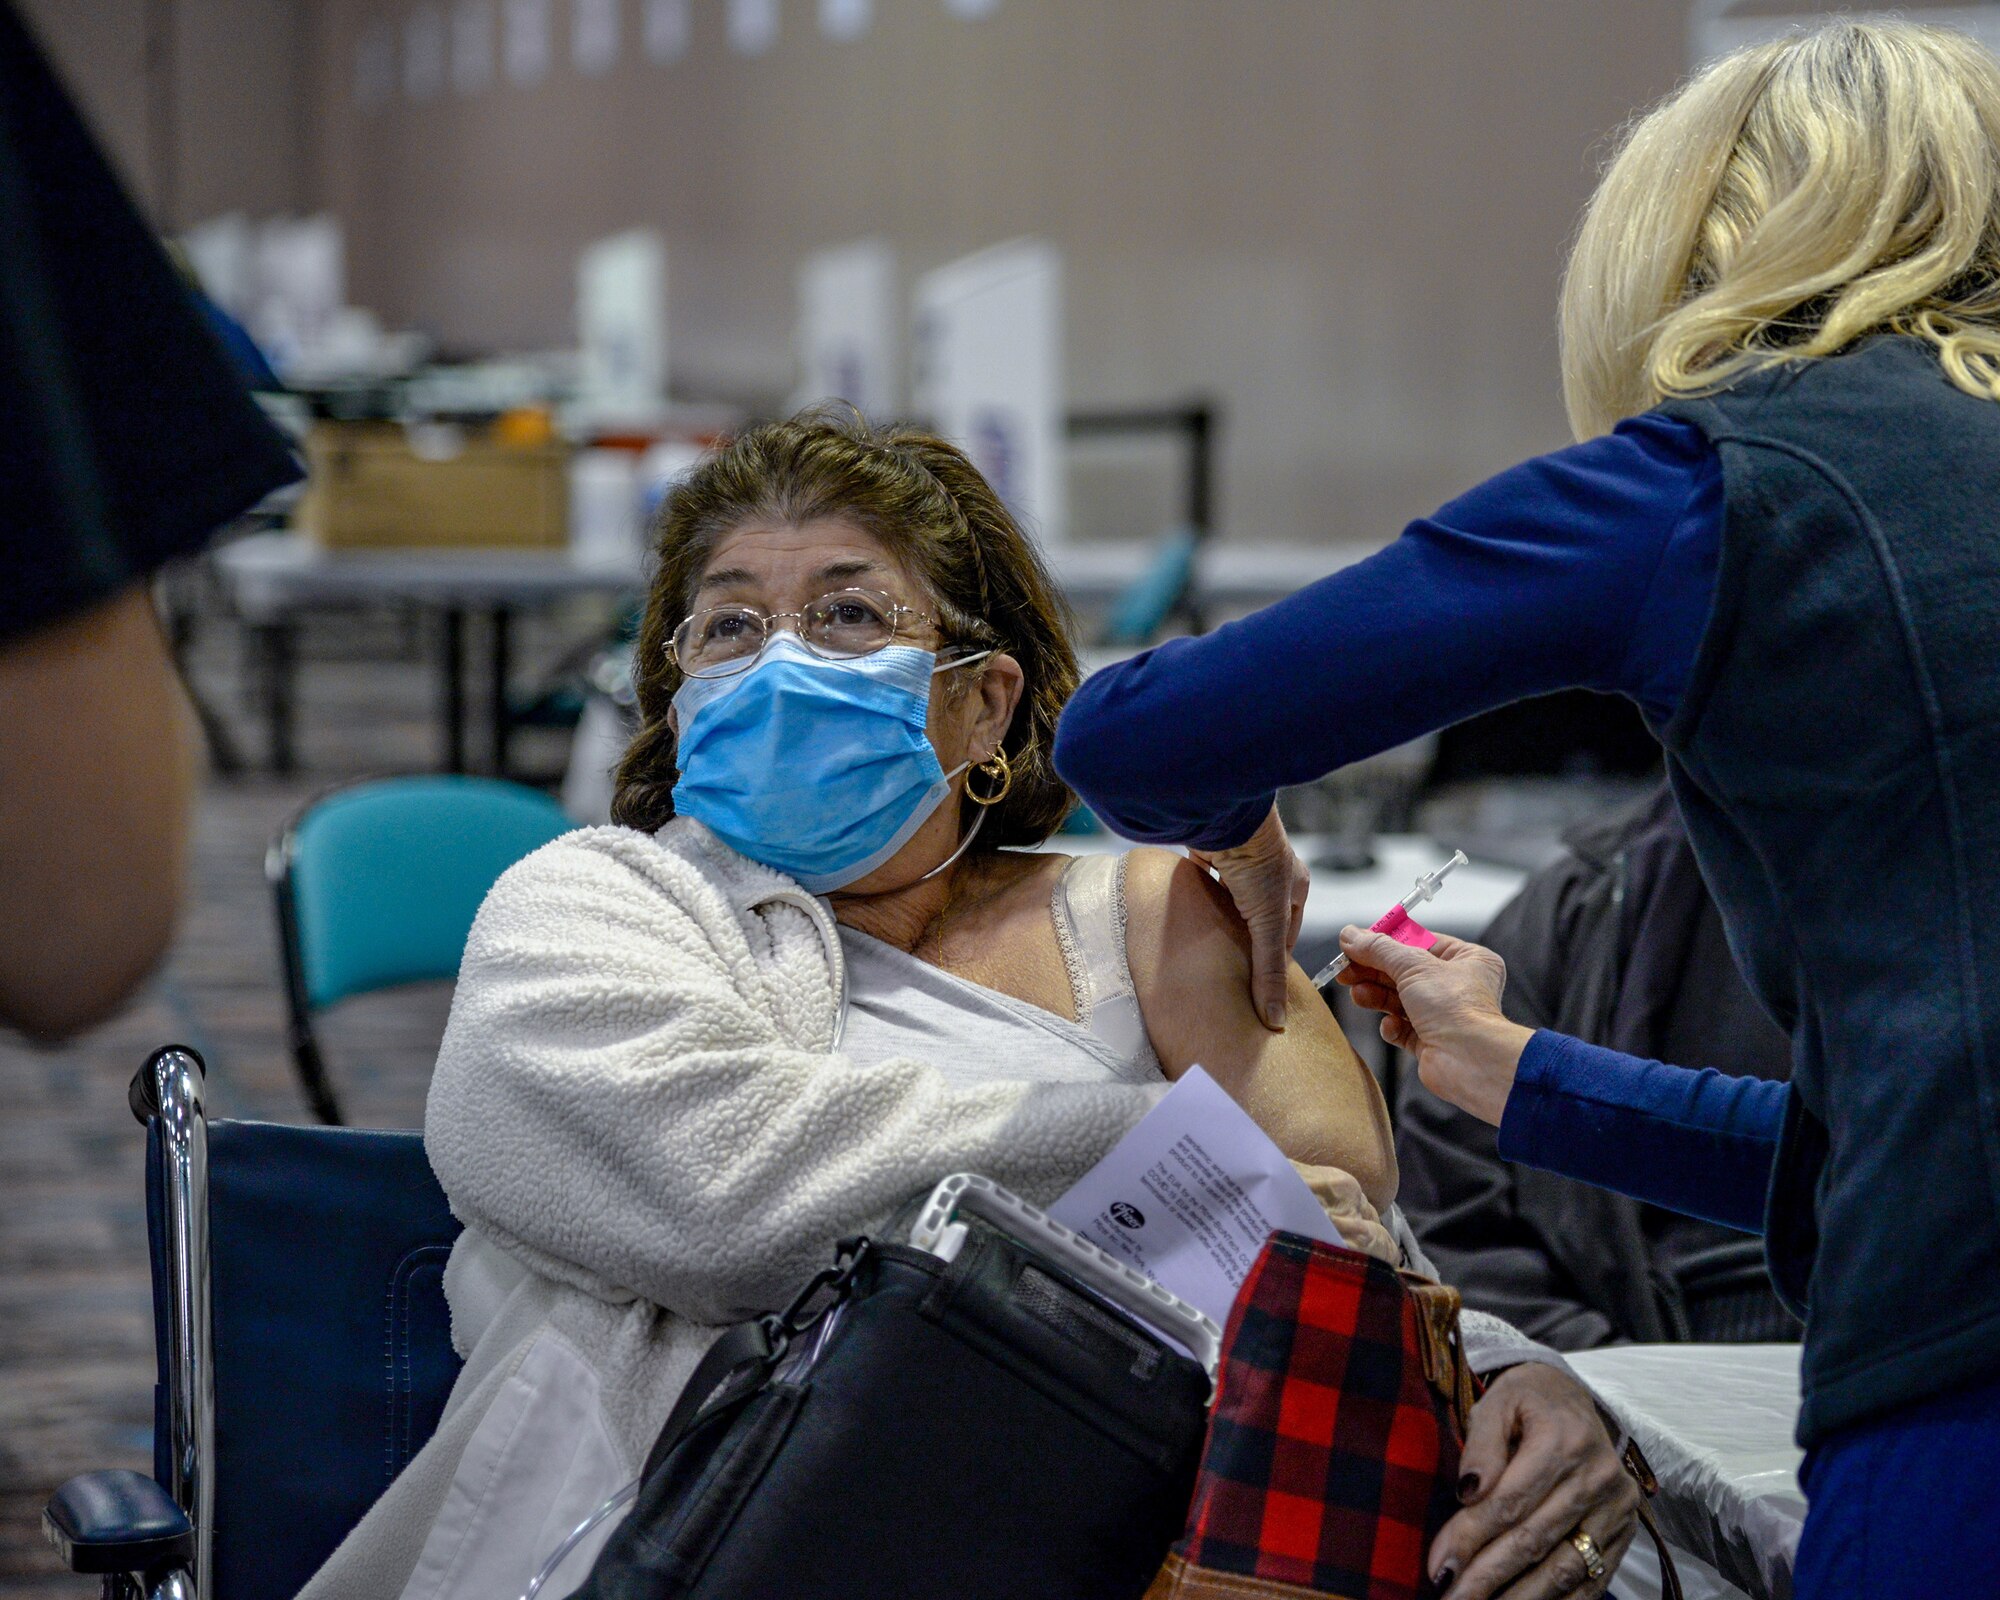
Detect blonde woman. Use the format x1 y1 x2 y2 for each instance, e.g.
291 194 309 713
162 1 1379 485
1056 21 2000 1598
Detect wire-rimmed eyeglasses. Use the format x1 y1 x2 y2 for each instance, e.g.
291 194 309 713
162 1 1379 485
668 586 983 679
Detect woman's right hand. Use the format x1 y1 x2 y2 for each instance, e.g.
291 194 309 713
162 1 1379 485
1290 1160 1398 1264
1334 927 1535 1127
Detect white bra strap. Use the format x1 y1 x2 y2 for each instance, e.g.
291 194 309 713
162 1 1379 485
1050 854 1149 1065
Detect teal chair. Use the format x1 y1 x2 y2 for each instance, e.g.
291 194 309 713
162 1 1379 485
268 776 573 1124
1098 527 1201 647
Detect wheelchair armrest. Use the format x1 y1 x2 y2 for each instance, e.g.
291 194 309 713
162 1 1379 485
43 1469 194 1576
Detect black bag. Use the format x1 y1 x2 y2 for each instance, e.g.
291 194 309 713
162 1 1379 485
575 1214 1211 1600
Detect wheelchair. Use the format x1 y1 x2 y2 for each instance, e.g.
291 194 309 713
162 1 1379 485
41 1046 464 1600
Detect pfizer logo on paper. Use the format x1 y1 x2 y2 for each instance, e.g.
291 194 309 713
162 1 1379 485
1109 1201 1146 1230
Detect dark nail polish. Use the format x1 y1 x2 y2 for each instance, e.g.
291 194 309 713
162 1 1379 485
1432 1564 1456 1595
1457 1471 1480 1501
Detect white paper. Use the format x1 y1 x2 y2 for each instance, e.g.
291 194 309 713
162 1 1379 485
911 239 1065 541
1049 1067 1342 1328
576 230 667 421
794 238 899 417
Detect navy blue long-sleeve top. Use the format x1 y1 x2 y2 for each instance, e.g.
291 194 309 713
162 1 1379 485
1053 412 1789 1230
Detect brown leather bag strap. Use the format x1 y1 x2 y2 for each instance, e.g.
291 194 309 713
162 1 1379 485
1401 1274 1683 1600
1635 1502 1684 1600
1621 1437 1683 1600
1402 1276 1478 1433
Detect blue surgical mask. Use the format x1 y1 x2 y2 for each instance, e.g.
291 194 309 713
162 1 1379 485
669 633 987 893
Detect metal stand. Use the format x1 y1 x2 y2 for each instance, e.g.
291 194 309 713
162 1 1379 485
129 1048 213 1600
252 621 297 776
1066 401 1219 633
440 608 467 774
490 607 515 777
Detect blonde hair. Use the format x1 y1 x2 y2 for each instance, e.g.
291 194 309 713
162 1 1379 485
1561 20 2000 439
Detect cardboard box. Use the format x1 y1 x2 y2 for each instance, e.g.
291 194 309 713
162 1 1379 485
298 422 570 550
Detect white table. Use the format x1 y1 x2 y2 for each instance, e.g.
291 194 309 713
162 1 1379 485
212 532 648 774
214 533 1365 618
211 533 1365 777
1568 1345 1805 1600
1050 830 1525 971
213 530 648 613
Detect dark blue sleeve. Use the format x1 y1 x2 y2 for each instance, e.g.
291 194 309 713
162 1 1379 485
1053 414 1723 849
1496 1031 1788 1234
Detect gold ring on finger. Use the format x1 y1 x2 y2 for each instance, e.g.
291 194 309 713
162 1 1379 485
1569 1529 1606 1582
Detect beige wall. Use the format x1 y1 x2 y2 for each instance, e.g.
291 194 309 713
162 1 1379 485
23 2 1878 547
307 0 1711 546
18 0 306 226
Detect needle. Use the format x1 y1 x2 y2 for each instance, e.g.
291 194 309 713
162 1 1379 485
1311 849 1469 988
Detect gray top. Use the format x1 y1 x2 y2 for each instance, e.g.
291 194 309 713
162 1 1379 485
830 849 1576 1395
836 853 1165 1089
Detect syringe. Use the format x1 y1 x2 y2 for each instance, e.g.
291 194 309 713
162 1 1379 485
1311 849 1469 988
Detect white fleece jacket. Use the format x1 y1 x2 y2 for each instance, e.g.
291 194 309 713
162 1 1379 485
297 820 1574 1600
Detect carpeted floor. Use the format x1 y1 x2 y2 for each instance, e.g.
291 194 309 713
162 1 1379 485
0 597 583 1595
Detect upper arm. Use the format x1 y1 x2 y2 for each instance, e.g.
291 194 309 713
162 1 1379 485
1121 848 1398 1208
1054 417 1717 847
0 588 195 1039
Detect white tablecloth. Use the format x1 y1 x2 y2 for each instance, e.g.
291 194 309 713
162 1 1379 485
1567 1345 1805 1600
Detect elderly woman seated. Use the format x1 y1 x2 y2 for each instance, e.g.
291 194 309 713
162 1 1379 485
301 412 1639 1600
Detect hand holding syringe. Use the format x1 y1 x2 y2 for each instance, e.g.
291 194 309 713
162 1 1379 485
1311 850 1469 989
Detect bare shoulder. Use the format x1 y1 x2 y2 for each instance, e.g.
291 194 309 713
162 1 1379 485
1121 844 1395 1202
1120 848 1253 986
1117 846 1185 915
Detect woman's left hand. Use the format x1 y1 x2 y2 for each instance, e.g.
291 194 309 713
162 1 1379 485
1188 803 1310 1033
1428 1363 1640 1599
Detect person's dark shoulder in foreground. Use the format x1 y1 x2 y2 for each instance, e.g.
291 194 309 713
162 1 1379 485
0 0 299 647
0 1 299 1039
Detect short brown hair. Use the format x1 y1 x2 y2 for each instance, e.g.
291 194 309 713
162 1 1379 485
611 407 1081 849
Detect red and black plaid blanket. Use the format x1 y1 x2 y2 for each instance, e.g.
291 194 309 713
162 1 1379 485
1147 1232 1473 1600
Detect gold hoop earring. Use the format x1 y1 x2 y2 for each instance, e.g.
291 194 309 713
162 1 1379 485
965 748 1014 807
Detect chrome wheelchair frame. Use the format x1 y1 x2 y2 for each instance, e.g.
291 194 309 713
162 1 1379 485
43 1047 210 1600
